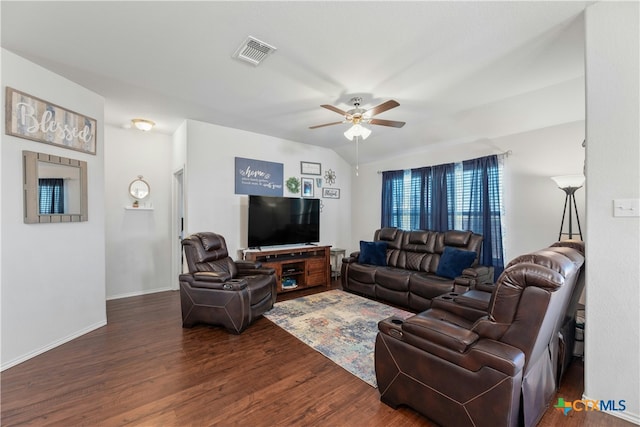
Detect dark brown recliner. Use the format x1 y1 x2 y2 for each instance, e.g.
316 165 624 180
179 232 277 334
437 240 585 386
375 243 584 427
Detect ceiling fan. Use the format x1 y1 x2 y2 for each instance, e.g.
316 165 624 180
309 97 405 140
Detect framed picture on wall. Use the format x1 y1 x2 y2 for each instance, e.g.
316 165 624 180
300 161 321 175
301 177 314 197
322 188 340 199
5 87 97 155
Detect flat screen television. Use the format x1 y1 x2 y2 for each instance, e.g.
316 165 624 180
248 195 320 248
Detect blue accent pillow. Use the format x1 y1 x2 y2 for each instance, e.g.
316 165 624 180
359 241 388 266
436 246 477 279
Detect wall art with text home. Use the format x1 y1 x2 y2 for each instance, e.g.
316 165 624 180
234 157 283 196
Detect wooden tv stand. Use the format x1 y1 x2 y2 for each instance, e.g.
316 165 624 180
244 245 331 294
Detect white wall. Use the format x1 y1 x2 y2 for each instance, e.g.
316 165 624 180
0 49 106 370
497 122 586 259
104 125 173 299
584 2 639 423
351 120 585 261
183 120 352 258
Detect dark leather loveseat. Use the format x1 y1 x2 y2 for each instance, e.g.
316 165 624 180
341 227 493 311
374 241 585 427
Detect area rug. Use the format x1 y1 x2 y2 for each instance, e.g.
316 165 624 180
264 290 413 387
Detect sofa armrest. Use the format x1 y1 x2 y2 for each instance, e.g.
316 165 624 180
432 293 489 322
236 261 276 275
474 282 496 293
378 316 524 376
462 265 494 282
180 273 248 290
236 260 262 269
342 253 360 264
471 316 511 341
454 265 494 292
192 271 232 282
402 314 479 353
463 339 525 376
453 289 491 311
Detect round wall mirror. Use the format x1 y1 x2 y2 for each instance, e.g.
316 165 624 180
129 176 150 200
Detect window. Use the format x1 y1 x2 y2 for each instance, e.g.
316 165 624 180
381 155 504 277
38 178 65 214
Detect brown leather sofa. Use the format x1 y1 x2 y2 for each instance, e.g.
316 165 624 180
180 232 277 334
341 227 493 311
374 242 585 427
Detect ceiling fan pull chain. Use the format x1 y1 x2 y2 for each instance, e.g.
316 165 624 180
356 135 360 177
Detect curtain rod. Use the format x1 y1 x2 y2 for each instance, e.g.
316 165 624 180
376 150 512 174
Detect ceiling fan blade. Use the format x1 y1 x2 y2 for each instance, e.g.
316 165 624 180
309 121 344 129
366 100 400 117
369 118 406 128
321 104 348 116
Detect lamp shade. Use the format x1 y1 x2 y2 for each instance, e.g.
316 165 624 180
551 174 585 189
343 124 372 141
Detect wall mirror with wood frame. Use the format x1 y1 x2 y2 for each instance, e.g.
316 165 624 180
23 150 88 223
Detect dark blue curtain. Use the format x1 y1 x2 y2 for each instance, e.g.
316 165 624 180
381 170 405 228
411 167 430 230
382 163 456 231
461 155 504 278
39 178 64 214
381 155 504 279
430 163 455 232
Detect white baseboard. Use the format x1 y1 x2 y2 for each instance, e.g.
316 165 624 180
582 393 640 425
598 408 639 425
106 286 177 301
1 319 107 372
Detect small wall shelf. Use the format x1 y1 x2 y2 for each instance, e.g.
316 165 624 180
124 206 154 211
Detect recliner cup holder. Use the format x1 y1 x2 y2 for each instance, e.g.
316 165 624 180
391 318 404 325
441 296 453 300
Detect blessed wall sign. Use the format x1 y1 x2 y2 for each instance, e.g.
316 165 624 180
5 87 97 155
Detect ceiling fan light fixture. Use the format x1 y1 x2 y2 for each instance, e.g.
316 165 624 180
131 118 155 132
344 124 371 141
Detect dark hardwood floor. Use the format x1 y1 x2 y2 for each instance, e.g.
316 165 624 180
1 282 633 426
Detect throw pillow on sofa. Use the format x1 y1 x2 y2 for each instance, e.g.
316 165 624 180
359 241 388 266
436 246 477 279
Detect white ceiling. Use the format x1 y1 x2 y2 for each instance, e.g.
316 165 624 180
1 1 587 165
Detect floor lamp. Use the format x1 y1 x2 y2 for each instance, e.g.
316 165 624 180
551 174 585 241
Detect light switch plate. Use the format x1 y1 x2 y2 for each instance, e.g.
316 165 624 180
613 199 640 217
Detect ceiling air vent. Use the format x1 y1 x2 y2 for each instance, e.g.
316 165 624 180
233 36 277 66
